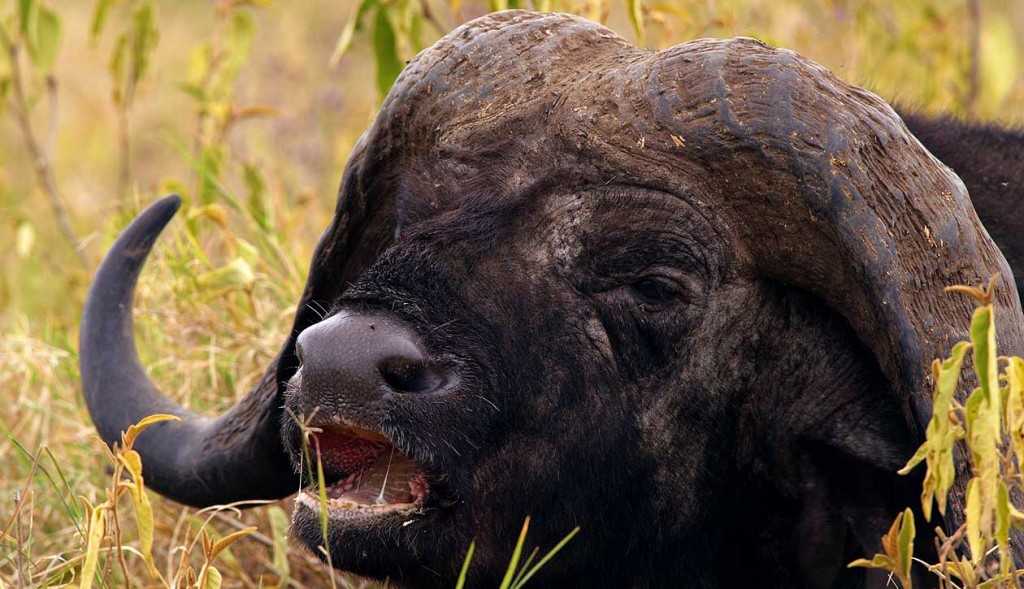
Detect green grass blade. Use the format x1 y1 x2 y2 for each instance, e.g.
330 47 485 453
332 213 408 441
455 540 476 589
9 439 83 535
511 546 539 588
513 526 580 588
499 517 531 589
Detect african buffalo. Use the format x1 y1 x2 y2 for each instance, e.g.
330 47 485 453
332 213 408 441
80 11 1024 588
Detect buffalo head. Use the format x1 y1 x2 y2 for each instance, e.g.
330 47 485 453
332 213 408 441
80 11 1024 587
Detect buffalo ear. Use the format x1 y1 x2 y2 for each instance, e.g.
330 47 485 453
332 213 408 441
791 442 922 588
738 288 927 584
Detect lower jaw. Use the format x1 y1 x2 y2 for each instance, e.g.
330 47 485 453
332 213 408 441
289 492 455 583
296 489 425 517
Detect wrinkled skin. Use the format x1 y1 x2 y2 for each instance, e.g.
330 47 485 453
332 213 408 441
79 11 1024 589
281 186 925 587
901 113 1024 295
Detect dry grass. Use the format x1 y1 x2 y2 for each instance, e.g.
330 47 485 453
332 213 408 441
1 0 1023 586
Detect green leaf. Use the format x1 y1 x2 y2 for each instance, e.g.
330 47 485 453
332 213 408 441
228 11 255 64
18 0 39 53
371 6 403 99
176 81 206 102
28 5 61 72
898 340 969 520
91 0 115 41
0 77 11 106
895 508 915 583
965 303 1001 558
243 163 271 231
130 1 159 84
971 305 999 410
195 258 255 297
109 32 128 104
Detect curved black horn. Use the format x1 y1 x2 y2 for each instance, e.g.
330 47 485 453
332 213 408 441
80 195 295 506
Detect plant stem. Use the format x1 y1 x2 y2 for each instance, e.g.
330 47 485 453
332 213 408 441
116 34 140 209
0 26 90 269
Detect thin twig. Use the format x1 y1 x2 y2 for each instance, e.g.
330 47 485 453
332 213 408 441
419 0 449 35
0 25 89 269
15 491 25 589
115 36 139 209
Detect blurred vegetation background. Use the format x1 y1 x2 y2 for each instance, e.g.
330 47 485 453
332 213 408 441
1 0 1023 586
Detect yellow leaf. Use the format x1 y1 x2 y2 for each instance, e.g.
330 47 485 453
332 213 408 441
199 564 222 589
848 555 894 570
196 258 255 298
118 450 159 577
849 509 914 587
996 480 1012 576
187 203 230 229
966 478 983 562
895 508 915 582
79 503 107 589
119 449 142 480
233 104 279 121
122 414 181 450
1005 358 1024 472
234 237 259 266
899 341 969 520
209 526 257 561
329 5 359 68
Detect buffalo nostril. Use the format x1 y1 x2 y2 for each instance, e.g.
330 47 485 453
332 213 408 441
380 356 443 393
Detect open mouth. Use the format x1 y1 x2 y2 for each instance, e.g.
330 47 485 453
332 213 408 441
300 424 431 513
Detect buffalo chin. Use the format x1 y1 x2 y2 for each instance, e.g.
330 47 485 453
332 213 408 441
290 492 460 584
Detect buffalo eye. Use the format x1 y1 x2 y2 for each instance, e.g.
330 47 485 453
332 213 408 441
629 277 681 311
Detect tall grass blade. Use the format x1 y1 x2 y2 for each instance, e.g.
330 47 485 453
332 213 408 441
499 516 530 589
455 540 476 589
513 526 580 588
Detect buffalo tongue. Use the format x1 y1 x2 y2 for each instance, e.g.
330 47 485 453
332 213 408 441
339 448 419 505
